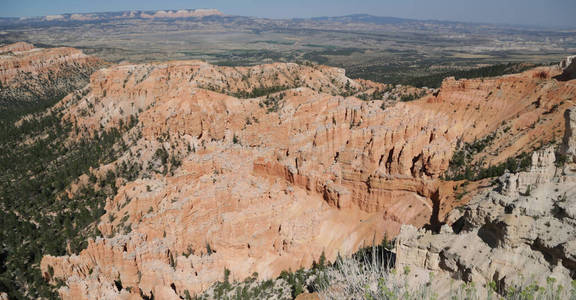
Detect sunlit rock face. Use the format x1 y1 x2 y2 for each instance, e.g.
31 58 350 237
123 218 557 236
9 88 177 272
40 58 576 299
396 107 576 298
0 42 103 105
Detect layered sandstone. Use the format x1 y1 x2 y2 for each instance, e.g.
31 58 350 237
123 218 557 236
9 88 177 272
0 42 102 105
41 60 576 299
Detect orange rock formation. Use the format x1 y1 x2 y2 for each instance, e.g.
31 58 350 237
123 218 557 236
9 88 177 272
0 42 102 104
40 60 575 299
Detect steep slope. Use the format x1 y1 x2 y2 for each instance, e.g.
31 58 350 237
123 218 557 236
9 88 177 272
395 108 576 298
0 43 105 299
0 42 102 106
36 59 576 299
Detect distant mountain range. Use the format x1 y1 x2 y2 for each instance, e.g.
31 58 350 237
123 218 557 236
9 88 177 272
0 8 223 25
1 9 572 31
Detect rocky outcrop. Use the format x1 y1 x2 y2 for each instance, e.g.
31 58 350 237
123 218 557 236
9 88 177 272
558 55 576 81
562 107 576 163
0 42 102 106
40 60 576 299
0 42 34 53
395 107 576 298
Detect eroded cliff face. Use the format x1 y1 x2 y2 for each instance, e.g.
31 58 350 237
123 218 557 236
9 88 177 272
0 42 102 105
395 107 576 298
40 60 575 299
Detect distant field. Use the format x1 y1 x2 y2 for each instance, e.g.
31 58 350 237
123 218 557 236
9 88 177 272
0 14 573 85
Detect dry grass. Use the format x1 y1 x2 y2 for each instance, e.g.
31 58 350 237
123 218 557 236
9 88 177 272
314 245 576 300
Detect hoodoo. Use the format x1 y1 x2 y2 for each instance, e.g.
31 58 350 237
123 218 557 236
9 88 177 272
35 58 575 299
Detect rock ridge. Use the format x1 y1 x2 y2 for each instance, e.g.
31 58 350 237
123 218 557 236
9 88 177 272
0 42 103 105
39 59 576 299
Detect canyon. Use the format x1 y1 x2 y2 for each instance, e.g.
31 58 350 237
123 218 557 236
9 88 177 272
0 38 574 299
18 43 573 299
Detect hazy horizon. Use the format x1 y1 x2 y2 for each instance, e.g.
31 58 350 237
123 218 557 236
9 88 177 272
0 0 575 28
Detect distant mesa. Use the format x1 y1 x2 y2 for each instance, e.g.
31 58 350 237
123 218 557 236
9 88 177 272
6 9 224 23
140 9 223 19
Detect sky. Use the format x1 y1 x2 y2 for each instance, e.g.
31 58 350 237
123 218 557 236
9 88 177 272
0 0 575 28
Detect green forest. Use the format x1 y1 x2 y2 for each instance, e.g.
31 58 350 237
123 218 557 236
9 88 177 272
0 97 133 299
349 62 539 88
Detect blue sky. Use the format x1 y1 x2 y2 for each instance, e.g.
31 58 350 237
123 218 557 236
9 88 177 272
1 0 575 28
